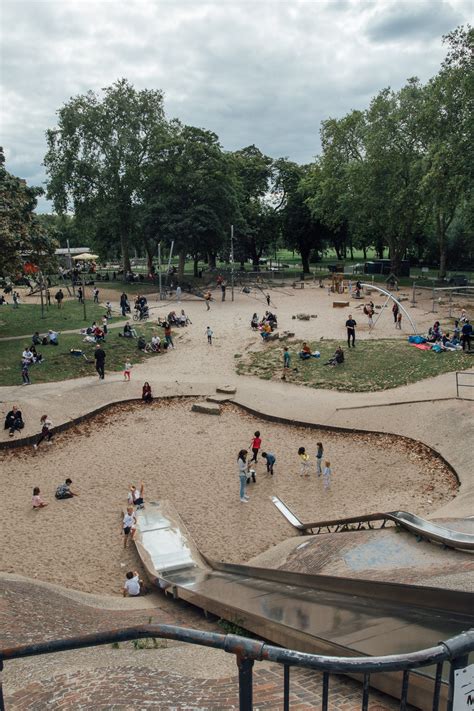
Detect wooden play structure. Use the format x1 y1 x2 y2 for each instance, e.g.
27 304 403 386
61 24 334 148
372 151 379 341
331 274 345 294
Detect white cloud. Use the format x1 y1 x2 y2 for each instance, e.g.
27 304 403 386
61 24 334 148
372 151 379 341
0 0 470 212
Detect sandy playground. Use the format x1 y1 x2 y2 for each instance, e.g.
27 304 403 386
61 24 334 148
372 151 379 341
0 400 457 595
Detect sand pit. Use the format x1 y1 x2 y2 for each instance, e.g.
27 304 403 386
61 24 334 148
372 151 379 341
0 399 456 595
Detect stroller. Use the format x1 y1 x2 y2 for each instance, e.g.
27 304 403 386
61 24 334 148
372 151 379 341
133 306 149 322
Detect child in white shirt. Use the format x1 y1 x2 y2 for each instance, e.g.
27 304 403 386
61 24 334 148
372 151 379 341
124 360 132 381
323 461 332 489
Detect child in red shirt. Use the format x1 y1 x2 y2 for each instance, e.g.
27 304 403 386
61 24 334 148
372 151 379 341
250 431 261 464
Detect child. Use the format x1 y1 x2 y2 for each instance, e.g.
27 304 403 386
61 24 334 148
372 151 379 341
123 359 132 381
261 452 275 475
33 415 53 449
105 301 113 318
316 442 324 476
250 431 261 464
32 487 48 508
396 312 402 330
128 482 145 509
323 460 332 489
282 347 291 380
21 363 31 385
123 570 142 597
206 326 213 345
298 447 310 477
122 506 137 548
102 315 108 334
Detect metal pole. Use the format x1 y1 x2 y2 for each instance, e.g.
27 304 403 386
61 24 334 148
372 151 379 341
411 282 416 307
231 224 235 302
82 271 87 321
39 271 45 319
237 654 253 710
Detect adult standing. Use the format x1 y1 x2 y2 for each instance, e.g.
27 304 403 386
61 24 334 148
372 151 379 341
392 302 399 324
120 292 128 317
176 285 182 303
221 282 226 301
55 289 64 309
94 343 106 379
461 320 472 351
238 449 250 503
46 289 51 306
93 287 100 303
77 286 84 304
345 315 357 348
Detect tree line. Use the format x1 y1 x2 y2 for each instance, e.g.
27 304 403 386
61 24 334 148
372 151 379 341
1 26 472 280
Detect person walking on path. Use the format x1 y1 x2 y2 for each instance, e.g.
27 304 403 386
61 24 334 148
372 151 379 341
249 431 262 464
93 287 100 303
21 362 31 385
298 447 310 477
392 302 399 324
262 452 275 475
33 415 53 449
204 291 212 311
345 315 356 348
94 343 106 379
266 294 271 306
206 326 213 345
123 359 132 381
282 347 291 380
238 450 250 503
316 442 324 476
55 289 64 309
323 461 332 490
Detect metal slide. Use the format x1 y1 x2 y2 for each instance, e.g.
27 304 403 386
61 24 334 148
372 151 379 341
133 503 474 710
271 496 474 551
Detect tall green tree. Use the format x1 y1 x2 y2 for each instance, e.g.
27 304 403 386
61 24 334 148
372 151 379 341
0 148 57 277
44 79 167 272
419 26 473 277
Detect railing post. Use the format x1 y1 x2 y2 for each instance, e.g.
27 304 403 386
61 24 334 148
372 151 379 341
447 652 469 711
0 656 4 711
237 653 254 710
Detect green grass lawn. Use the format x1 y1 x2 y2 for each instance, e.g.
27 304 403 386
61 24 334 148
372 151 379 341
0 302 109 338
0 323 166 386
236 338 472 392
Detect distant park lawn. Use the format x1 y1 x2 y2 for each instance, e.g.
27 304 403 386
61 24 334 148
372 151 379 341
0 324 165 386
236 338 472 392
0 302 108 338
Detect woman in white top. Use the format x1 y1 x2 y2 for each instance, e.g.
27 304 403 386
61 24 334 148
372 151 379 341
238 449 249 503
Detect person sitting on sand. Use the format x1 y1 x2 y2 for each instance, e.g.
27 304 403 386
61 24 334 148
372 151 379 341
123 571 142 597
55 478 79 499
128 482 145 509
122 506 137 548
32 487 48 508
179 309 191 326
325 346 344 367
251 313 259 330
5 405 24 437
299 342 312 360
142 382 153 403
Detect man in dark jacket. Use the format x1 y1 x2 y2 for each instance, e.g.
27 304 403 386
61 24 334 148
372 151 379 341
94 344 106 379
5 406 24 437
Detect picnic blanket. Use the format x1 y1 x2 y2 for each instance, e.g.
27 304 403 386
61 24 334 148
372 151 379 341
410 343 432 351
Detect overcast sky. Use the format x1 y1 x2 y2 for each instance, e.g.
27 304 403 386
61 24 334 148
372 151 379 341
1 0 471 212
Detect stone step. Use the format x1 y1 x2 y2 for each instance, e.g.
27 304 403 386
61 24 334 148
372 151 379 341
191 402 221 415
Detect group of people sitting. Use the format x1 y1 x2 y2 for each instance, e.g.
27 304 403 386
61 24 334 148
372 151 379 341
22 330 59 369
251 311 278 339
81 321 106 343
32 330 59 346
158 310 191 328
425 316 472 351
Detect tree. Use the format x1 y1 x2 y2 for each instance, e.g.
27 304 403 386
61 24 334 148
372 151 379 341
140 122 239 277
419 26 473 277
44 79 167 272
0 148 57 278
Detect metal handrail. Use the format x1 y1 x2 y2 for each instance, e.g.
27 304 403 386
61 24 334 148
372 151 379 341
1 625 473 671
1 625 473 710
456 371 474 398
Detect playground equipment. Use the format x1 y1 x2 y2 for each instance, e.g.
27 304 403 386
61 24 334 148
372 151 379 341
360 282 418 334
331 273 345 293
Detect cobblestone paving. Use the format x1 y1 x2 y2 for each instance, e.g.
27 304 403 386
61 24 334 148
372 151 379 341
4 665 400 710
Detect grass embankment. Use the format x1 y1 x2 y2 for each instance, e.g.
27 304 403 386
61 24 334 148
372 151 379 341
0 323 165 386
236 338 472 392
0 302 108 338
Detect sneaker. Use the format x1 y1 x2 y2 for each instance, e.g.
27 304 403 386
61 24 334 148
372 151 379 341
9 432 13 437
47 441 53 445
240 498 248 503
33 444 38 449
243 495 250 500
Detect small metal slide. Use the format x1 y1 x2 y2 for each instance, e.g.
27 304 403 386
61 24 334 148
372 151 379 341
271 496 474 551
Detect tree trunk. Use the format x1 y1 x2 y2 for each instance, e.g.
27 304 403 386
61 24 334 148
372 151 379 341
208 252 216 269
349 239 354 260
301 247 311 273
362 245 367 260
193 256 199 277
178 250 186 279
145 244 155 275
120 225 131 273
437 216 447 279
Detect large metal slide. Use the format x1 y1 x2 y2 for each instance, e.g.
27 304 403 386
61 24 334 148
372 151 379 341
135 502 474 710
271 496 474 551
